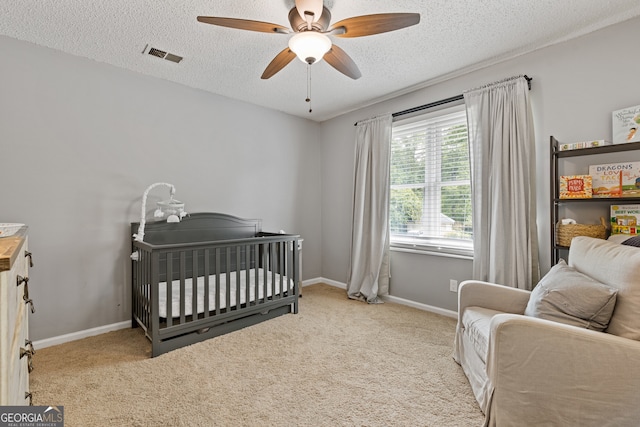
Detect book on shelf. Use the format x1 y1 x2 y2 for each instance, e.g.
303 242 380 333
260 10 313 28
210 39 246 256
559 175 592 199
558 139 612 151
612 105 640 144
589 161 640 198
611 204 640 235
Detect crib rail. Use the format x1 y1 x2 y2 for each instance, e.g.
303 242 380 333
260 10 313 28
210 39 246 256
131 233 299 354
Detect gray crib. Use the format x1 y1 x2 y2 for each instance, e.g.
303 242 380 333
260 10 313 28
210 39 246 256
131 212 299 357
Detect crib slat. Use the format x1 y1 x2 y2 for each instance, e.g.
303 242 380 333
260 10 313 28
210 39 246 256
285 241 289 294
179 251 186 324
234 246 239 309
279 242 283 296
166 253 173 326
244 245 250 306
263 244 268 303
253 244 260 306
293 237 299 312
215 248 221 315
271 242 276 299
139 252 144 326
203 249 210 317
225 247 231 310
273 242 278 297
292 240 297 294
279 241 285 297
140 251 143 326
192 250 198 320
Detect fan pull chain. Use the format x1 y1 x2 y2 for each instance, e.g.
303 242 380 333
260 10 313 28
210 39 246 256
306 64 312 113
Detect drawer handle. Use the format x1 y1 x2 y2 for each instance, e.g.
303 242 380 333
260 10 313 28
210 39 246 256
24 298 35 314
25 251 34 267
25 392 33 406
25 339 36 354
18 277 35 313
20 341 36 373
20 347 34 359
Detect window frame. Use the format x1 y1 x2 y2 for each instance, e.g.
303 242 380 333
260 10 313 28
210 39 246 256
389 103 473 258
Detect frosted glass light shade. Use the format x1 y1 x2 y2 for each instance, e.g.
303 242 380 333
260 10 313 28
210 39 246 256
288 32 332 64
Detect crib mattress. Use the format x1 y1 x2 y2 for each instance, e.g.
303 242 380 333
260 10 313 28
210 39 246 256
158 268 293 318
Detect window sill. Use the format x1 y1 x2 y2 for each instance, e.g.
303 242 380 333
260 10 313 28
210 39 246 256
390 244 473 260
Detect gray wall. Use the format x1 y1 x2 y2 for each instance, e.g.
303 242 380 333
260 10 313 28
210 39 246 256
319 16 640 311
0 36 322 341
2 16 639 340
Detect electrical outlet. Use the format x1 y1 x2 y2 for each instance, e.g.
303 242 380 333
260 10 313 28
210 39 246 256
449 279 458 292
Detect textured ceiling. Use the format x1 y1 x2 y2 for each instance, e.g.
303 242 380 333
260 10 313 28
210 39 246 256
2 1 640 122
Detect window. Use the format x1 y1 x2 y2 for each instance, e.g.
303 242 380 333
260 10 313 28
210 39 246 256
390 104 473 257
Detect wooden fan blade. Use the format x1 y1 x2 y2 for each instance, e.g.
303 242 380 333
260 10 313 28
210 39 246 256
324 45 361 80
329 13 420 38
261 48 297 79
197 16 291 34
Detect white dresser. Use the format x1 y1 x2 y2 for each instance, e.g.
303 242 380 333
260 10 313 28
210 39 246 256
0 226 34 405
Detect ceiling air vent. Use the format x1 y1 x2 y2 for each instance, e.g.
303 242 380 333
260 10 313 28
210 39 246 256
164 53 182 64
143 45 183 64
148 47 167 58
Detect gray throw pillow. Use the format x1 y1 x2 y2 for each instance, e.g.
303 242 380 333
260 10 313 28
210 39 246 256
622 235 640 247
524 259 618 331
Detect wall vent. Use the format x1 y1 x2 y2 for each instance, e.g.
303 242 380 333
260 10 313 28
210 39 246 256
143 45 183 64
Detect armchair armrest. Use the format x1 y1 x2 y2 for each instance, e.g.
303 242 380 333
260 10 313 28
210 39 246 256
484 314 640 426
457 280 531 324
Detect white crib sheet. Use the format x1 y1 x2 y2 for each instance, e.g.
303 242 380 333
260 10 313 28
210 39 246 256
158 268 293 318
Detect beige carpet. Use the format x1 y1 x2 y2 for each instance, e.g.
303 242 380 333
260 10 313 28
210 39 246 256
31 284 483 426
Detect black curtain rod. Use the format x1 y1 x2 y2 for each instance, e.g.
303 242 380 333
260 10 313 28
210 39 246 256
354 75 532 126
392 94 463 119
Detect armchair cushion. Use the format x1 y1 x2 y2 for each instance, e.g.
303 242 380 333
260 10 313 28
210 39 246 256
569 236 640 340
524 259 618 331
462 307 503 364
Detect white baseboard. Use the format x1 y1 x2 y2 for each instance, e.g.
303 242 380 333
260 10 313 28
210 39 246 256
302 277 346 289
33 320 131 350
304 277 457 318
34 279 456 349
382 295 457 318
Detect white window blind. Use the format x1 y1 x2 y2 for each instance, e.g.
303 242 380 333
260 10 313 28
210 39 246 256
390 104 473 256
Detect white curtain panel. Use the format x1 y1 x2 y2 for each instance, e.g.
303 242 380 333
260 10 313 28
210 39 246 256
464 76 540 290
347 114 392 303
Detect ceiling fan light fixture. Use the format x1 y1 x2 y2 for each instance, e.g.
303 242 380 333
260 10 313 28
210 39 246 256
199 4 419 85
288 31 332 64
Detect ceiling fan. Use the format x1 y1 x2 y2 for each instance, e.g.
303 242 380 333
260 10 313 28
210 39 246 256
197 0 420 80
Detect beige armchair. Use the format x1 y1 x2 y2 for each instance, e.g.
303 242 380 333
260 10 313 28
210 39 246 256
454 236 640 426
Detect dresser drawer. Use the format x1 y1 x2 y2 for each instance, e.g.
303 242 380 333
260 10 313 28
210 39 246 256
6 300 29 405
0 236 31 406
1 246 27 336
